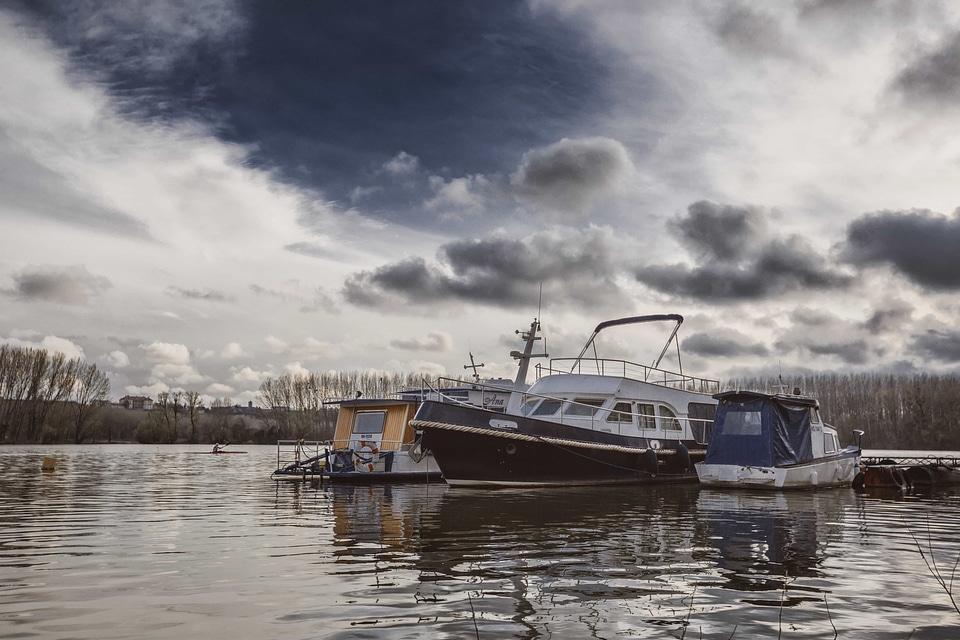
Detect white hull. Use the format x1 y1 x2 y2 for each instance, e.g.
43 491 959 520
696 455 860 489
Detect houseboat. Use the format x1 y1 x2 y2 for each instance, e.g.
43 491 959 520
272 319 544 482
411 314 720 487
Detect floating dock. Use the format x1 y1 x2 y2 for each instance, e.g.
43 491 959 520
858 455 960 491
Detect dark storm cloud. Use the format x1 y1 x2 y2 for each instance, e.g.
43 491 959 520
682 332 770 358
635 201 853 301
772 334 873 366
4 264 111 305
165 286 232 302
909 328 960 363
892 32 960 106
511 137 632 214
13 1 614 227
667 201 767 263
342 229 623 311
862 301 913 335
839 208 960 290
771 308 877 365
805 340 872 365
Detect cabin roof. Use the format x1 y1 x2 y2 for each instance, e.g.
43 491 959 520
714 390 819 409
323 398 418 408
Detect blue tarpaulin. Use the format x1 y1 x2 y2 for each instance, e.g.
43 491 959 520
704 391 815 467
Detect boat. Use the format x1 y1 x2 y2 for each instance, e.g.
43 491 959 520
189 450 247 454
271 319 545 482
411 313 721 487
271 396 442 482
695 389 863 489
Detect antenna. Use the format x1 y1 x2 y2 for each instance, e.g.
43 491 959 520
463 352 484 382
775 362 788 394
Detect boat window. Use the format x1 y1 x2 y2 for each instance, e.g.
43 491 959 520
521 398 540 416
658 405 682 430
531 399 562 416
719 410 762 436
564 399 605 417
352 411 386 434
606 402 634 423
637 403 656 430
824 432 838 454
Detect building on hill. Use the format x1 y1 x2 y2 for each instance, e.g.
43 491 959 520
119 395 154 410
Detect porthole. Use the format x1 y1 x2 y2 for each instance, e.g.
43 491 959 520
505 443 517 455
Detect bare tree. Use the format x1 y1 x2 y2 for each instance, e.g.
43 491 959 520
70 362 111 444
184 391 202 443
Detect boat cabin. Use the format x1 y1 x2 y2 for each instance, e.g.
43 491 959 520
704 391 835 468
508 375 717 445
331 398 420 455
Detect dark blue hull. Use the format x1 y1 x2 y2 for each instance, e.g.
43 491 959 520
413 401 705 487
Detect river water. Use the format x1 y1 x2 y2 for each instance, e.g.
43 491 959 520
2 444 960 639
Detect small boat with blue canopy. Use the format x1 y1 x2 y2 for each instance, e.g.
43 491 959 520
696 390 863 489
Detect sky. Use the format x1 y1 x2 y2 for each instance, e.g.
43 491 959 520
2 0 960 406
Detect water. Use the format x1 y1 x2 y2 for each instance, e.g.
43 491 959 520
2 445 960 639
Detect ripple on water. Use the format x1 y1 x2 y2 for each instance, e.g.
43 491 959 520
4 447 960 637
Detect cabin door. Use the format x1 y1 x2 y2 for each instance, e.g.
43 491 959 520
350 410 386 452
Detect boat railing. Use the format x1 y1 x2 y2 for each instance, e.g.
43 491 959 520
403 376 516 409
328 437 419 452
538 357 720 394
275 439 328 471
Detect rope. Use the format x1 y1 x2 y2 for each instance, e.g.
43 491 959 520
410 418 706 458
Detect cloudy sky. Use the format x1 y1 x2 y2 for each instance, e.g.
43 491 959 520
2 0 960 405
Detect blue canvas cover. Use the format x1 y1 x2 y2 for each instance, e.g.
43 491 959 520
704 392 815 467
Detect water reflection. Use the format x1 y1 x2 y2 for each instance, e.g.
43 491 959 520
5 446 960 639
696 490 857 606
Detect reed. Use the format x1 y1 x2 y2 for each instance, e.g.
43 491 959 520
904 514 960 615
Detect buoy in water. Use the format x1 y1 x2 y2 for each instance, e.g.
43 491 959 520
41 456 57 472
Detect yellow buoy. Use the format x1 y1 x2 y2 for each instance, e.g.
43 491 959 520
41 456 57 472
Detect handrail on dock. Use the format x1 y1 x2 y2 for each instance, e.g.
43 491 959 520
862 455 960 468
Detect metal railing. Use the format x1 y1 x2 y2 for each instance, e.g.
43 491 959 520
538 358 720 395
275 439 328 472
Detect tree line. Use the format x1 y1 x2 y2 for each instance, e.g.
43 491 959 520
4 338 960 449
255 370 462 441
725 372 960 450
0 344 110 443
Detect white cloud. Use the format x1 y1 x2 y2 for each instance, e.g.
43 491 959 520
284 361 312 377
101 350 130 368
264 336 289 353
221 342 244 359
140 341 191 365
206 382 235 395
383 151 420 176
425 175 491 219
231 365 267 383
149 362 206 386
0 334 86 361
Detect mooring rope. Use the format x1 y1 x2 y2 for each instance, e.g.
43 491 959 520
410 418 706 457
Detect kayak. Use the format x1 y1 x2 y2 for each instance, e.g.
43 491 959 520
188 450 248 454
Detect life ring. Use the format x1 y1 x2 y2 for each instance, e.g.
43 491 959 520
353 441 380 472
882 465 906 489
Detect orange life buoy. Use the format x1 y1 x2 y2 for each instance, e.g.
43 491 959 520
352 440 380 472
